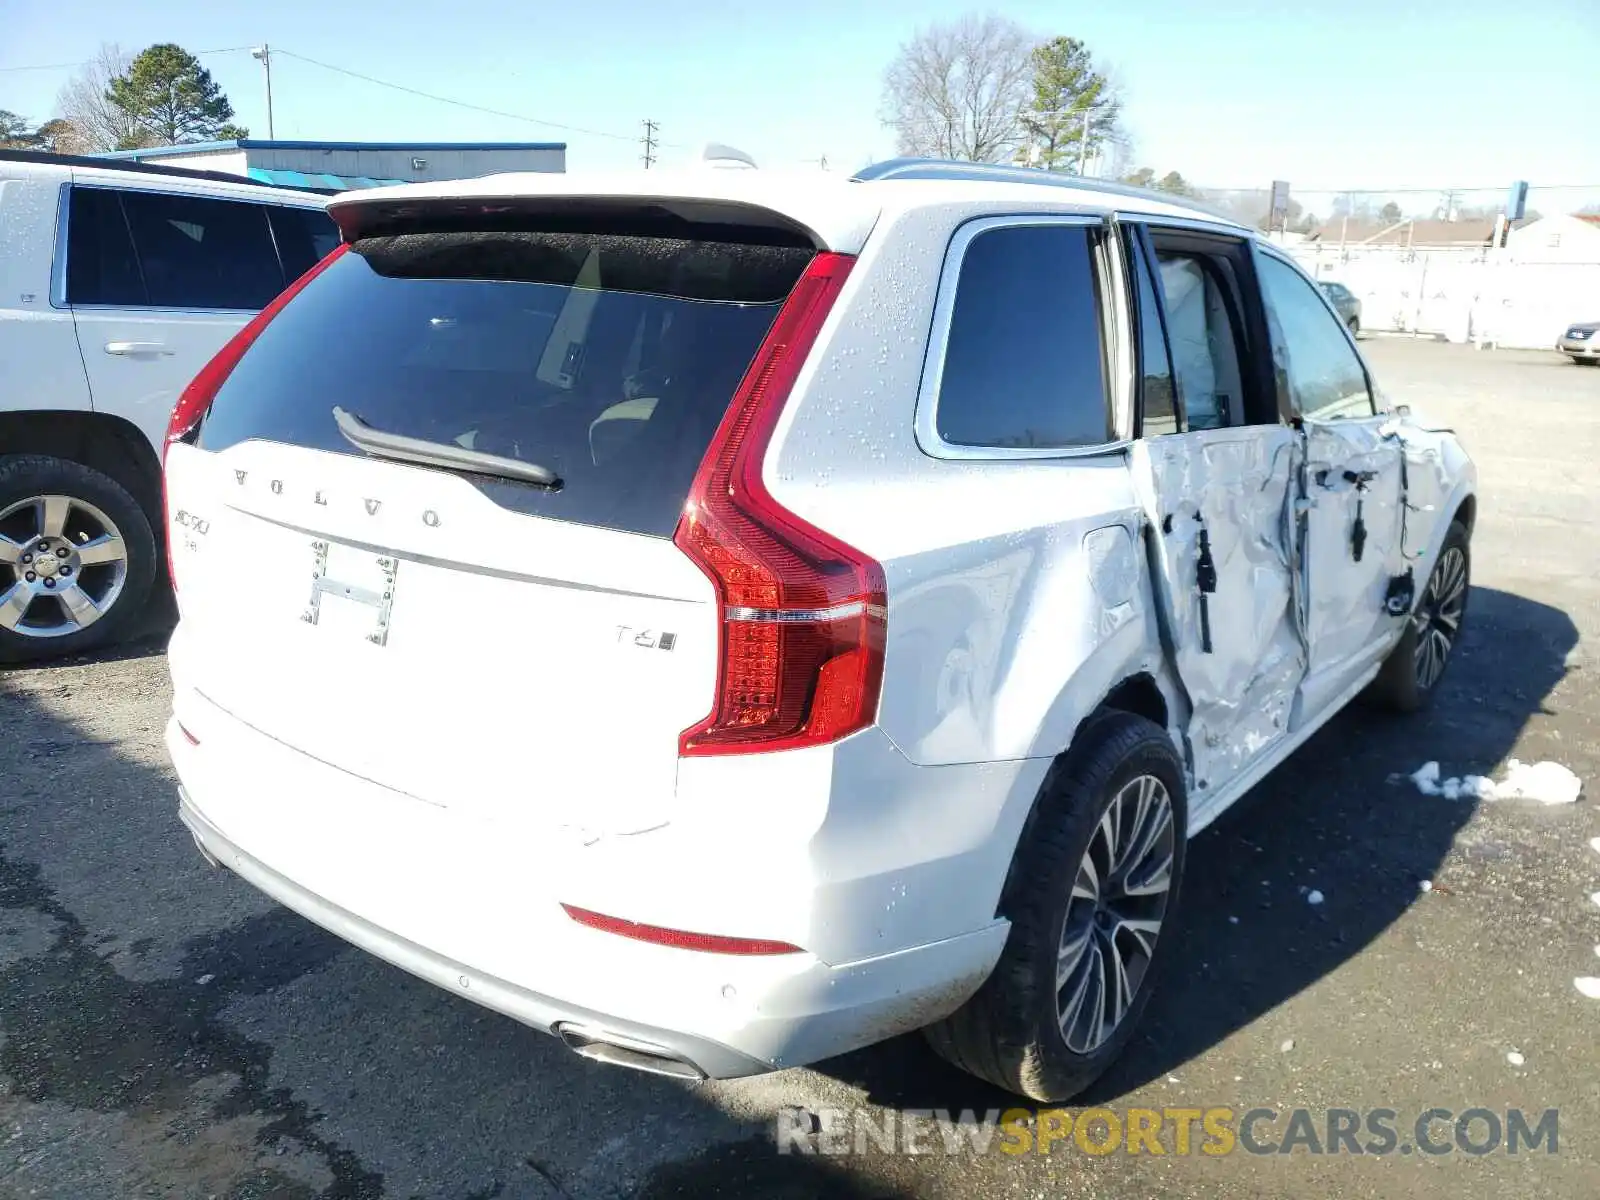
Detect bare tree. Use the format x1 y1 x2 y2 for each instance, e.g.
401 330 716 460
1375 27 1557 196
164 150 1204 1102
880 14 1034 163
53 43 150 153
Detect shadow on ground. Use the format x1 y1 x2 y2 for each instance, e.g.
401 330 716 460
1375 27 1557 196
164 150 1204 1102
0 582 1576 1197
813 585 1578 1110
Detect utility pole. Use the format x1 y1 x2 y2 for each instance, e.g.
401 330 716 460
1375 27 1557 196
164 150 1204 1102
640 119 658 169
251 44 275 139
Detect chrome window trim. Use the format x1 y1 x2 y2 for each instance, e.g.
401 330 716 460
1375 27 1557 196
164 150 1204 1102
52 181 323 314
914 213 1132 462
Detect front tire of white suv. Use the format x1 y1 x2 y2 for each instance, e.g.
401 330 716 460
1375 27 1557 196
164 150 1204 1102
1369 520 1469 713
0 455 157 664
924 711 1187 1101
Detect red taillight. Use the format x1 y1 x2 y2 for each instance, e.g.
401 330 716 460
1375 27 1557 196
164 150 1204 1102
672 251 885 757
162 243 348 592
560 904 803 956
164 243 349 457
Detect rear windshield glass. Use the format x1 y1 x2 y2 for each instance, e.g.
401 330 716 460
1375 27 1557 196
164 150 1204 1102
198 230 814 537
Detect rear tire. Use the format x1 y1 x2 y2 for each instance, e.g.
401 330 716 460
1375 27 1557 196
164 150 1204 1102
1348 316 1361 339
1369 521 1469 713
924 712 1187 1101
0 455 156 665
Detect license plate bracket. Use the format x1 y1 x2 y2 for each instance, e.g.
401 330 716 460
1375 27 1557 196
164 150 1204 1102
300 539 398 646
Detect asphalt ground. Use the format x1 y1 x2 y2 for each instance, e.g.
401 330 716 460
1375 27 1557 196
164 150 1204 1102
2 338 1597 1199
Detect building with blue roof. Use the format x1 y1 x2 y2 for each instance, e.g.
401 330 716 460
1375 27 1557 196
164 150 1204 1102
94 139 566 192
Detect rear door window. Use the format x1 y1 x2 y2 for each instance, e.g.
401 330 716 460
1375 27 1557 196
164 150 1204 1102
65 187 146 306
198 229 814 537
118 190 285 310
268 205 341 281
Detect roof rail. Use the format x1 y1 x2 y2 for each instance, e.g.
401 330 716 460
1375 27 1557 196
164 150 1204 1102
0 148 327 193
850 158 1245 227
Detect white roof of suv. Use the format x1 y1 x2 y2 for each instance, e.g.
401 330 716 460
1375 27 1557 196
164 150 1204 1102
0 149 330 209
324 159 1246 254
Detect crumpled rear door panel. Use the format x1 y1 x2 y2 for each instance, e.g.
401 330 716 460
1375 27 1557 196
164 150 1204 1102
1134 427 1306 796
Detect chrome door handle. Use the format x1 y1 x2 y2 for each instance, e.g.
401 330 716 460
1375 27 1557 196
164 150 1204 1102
104 341 174 356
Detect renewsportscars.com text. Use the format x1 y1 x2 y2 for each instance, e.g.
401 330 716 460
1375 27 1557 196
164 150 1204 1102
775 1106 1559 1157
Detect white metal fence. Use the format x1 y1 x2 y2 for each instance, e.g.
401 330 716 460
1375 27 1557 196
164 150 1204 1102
1285 243 1600 349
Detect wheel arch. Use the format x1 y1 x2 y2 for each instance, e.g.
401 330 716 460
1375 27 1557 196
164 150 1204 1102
1007 660 1190 875
0 410 163 535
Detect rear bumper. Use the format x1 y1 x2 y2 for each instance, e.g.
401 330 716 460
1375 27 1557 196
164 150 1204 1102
166 689 1025 1076
179 791 772 1079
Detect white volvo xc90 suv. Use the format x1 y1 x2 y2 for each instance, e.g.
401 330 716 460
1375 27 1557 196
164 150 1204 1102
162 159 1476 1101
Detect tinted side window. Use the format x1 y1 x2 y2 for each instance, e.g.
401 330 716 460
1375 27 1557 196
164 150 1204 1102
119 191 284 310
1154 251 1245 431
936 224 1110 449
1127 232 1178 437
1258 254 1373 419
66 188 146 306
269 206 341 281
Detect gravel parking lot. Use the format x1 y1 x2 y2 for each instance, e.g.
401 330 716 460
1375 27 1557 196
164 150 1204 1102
2 339 1597 1199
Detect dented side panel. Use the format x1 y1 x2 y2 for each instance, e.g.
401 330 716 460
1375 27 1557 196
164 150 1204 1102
1296 418 1407 716
1133 427 1306 796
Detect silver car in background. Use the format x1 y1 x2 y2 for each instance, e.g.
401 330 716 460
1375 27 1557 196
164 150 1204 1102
1558 320 1599 365
1318 280 1362 337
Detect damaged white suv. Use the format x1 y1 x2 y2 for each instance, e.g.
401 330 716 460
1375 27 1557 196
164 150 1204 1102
162 159 1475 1101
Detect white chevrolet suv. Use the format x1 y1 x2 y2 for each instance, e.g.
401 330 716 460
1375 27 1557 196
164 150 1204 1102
162 160 1476 1101
0 150 336 662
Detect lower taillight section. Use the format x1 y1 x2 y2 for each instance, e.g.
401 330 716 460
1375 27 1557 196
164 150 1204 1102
560 904 803 956
674 251 886 757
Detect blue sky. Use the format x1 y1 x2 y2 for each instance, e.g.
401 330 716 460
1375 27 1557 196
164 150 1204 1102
4 0 1598 203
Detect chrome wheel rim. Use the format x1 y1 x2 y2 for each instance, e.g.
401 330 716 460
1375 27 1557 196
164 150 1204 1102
1413 546 1467 691
0 494 129 639
1056 774 1175 1055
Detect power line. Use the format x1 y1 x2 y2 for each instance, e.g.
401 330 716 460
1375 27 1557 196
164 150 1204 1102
0 46 255 73
272 48 671 146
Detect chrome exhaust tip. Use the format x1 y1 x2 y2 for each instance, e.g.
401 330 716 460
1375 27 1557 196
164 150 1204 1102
554 1023 707 1080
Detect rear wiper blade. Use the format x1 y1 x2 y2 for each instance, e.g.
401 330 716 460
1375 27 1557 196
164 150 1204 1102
331 407 562 489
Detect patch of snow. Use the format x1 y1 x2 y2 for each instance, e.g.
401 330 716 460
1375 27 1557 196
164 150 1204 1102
1307 890 1325 906
1280 1038 1295 1052
195 974 215 985
1591 892 1600 910
1506 1051 1525 1066
1589 837 1600 856
1419 880 1433 892
1411 761 1442 795
1495 760 1582 805
1407 759 1582 805
1575 978 1600 1000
